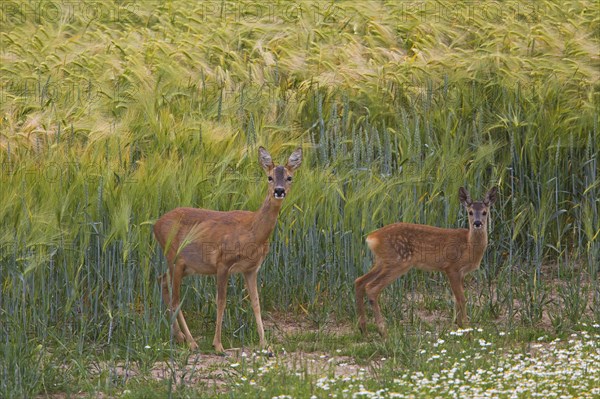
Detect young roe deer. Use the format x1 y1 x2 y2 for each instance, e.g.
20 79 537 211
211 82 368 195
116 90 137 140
153 147 302 352
355 187 498 336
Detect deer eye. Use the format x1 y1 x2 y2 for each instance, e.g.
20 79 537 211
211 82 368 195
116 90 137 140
268 176 273 182
287 176 292 182
482 211 487 216
469 211 473 216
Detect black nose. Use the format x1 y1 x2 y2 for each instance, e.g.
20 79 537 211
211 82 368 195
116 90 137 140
474 221 482 228
274 187 285 197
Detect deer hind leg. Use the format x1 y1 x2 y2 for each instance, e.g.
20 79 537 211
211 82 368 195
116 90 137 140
159 271 185 344
365 263 411 338
446 271 467 327
212 267 229 353
355 263 384 335
162 259 198 350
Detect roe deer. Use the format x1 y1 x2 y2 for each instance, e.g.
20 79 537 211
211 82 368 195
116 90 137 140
355 187 498 336
154 147 302 352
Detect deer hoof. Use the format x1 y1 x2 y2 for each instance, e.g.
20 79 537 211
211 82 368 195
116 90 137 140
358 321 367 335
213 343 225 354
265 345 274 358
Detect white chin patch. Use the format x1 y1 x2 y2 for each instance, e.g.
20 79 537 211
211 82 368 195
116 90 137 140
274 194 286 199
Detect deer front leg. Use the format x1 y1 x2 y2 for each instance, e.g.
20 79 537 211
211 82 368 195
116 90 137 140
447 271 468 327
213 267 229 353
244 270 265 348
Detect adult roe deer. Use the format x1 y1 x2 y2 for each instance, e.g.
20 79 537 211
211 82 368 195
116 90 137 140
355 187 498 336
154 147 302 352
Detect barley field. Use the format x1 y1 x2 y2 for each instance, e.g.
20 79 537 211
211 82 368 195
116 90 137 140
0 1 598 398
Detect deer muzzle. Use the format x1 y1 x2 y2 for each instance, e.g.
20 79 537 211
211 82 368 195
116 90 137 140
274 187 286 199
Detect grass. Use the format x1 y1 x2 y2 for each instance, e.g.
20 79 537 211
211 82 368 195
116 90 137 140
220 325 600 399
35 322 597 398
0 0 599 397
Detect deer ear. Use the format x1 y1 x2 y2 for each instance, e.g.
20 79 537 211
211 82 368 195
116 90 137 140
458 187 472 207
286 147 302 171
484 187 498 206
258 147 273 171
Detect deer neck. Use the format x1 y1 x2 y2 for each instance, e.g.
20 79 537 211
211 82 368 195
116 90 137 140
251 193 283 244
467 227 488 259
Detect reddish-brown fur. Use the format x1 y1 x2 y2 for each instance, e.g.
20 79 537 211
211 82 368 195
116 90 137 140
355 187 498 336
154 147 302 352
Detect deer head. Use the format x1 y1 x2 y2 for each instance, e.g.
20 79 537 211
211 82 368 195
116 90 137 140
459 187 498 230
258 147 302 200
